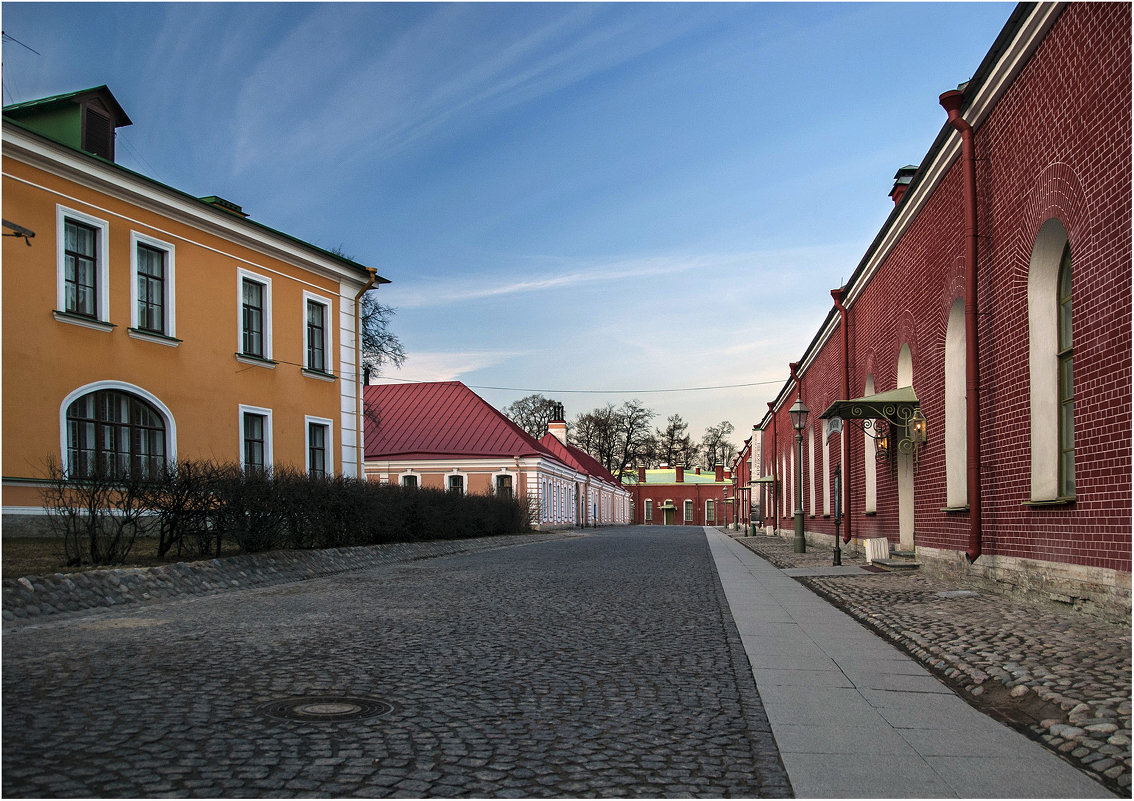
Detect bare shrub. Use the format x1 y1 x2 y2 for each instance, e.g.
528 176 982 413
41 457 149 566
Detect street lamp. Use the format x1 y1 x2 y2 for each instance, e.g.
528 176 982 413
789 397 810 553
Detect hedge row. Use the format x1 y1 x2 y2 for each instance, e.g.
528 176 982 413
41 459 534 566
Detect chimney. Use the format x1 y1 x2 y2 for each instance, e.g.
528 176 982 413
715 463 724 482
637 465 646 482
695 467 701 475
547 402 568 444
889 165 918 206
725 468 732 481
675 464 684 483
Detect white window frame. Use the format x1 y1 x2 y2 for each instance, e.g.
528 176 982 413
305 415 334 477
56 205 111 325
237 268 273 362
130 231 177 341
492 470 515 497
683 499 694 523
446 471 467 494
59 380 177 474
644 498 653 522
238 404 273 471
705 498 715 523
400 470 420 488
302 291 334 376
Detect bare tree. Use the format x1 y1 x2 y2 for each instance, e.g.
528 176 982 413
701 420 736 469
571 400 655 478
360 292 406 382
503 394 564 440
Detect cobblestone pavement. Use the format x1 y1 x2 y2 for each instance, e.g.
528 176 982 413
3 527 790 798
732 531 1131 796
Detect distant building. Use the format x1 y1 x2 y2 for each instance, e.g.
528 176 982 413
751 3 1130 613
2 86 386 534
362 382 629 528
622 464 732 527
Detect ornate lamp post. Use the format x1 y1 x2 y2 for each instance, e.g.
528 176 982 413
789 398 810 553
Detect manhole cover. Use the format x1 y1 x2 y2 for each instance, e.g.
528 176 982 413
257 695 395 722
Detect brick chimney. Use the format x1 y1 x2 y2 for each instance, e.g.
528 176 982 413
637 464 646 482
547 402 568 444
695 467 701 475
715 463 724 482
675 464 684 483
889 165 918 205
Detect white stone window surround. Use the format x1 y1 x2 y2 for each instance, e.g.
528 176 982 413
445 469 468 494
55 204 111 325
304 415 334 477
237 268 273 363
1028 218 1073 502
59 380 177 473
238 404 273 470
302 290 334 375
129 230 177 341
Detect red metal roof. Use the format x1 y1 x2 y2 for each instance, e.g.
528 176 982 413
537 433 622 489
363 381 562 461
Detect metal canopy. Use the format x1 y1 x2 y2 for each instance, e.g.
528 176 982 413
819 385 919 423
749 476 777 484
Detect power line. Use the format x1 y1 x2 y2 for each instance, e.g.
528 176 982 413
2 31 40 55
371 376 783 395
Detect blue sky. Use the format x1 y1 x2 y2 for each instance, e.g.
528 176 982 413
2 1 1014 448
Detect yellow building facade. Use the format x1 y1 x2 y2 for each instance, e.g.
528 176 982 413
2 87 388 533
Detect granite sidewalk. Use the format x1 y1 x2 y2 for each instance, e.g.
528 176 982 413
705 526 1118 798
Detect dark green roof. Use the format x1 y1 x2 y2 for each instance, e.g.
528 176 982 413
3 84 132 126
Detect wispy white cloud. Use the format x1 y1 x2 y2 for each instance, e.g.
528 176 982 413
229 4 702 176
376 348 532 384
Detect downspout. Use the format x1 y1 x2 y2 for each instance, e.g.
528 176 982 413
831 288 853 543
354 268 379 478
940 89 982 563
767 401 778 531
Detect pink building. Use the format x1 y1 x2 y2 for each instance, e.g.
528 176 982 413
362 382 629 528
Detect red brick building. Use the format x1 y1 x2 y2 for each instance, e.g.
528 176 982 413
752 3 1130 613
623 464 732 527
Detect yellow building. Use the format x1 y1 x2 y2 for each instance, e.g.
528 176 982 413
2 86 389 534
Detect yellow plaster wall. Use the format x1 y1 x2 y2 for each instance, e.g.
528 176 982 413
2 157 348 490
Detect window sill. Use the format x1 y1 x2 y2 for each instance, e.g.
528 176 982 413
302 368 336 382
1023 497 1076 508
235 353 277 369
54 310 114 332
129 328 181 347
863 511 877 517
941 505 970 513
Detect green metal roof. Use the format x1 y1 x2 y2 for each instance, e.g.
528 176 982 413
622 469 729 485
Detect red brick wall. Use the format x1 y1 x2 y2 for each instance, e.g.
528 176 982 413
628 482 729 526
766 4 1131 572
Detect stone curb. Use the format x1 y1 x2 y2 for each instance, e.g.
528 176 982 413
2 532 571 626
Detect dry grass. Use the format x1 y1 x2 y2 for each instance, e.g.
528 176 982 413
2 537 243 580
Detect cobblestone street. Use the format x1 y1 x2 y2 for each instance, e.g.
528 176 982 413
3 528 790 798
734 531 1131 796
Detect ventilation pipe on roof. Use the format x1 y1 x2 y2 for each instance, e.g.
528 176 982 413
940 87 983 564
831 288 853 544
889 165 918 205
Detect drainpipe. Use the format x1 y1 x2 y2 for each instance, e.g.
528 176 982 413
767 401 778 530
940 89 982 563
831 288 853 544
354 268 379 478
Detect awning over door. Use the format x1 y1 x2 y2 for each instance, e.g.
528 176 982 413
819 385 919 424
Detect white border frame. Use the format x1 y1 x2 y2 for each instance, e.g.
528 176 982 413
56 204 110 321
237 268 273 361
238 404 274 470
130 230 177 337
302 291 334 374
304 415 335 477
59 380 178 473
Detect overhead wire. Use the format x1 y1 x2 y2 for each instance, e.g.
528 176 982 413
369 376 783 395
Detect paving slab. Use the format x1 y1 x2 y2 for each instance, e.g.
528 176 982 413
704 527 1113 799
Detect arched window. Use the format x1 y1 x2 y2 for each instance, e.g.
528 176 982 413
863 375 877 513
1057 243 1074 498
66 388 166 478
1028 219 1074 501
944 298 967 507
